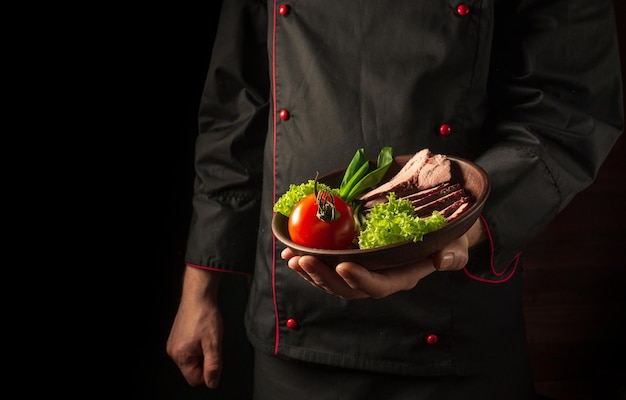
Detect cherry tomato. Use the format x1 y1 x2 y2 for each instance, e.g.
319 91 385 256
288 192 356 250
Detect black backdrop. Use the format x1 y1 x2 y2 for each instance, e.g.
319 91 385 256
130 2 253 399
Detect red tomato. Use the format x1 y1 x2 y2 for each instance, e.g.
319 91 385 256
288 192 356 250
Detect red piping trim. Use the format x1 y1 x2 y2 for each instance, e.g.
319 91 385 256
185 263 251 276
462 215 520 283
271 0 280 355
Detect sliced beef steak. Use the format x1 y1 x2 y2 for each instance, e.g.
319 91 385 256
358 148 431 202
440 200 471 222
417 154 452 190
359 149 472 222
413 189 467 218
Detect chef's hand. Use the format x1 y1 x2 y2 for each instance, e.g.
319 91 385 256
167 267 224 388
282 234 468 299
282 219 485 300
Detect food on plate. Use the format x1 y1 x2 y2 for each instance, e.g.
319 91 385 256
273 180 338 217
357 193 447 249
359 148 472 223
273 147 474 250
287 189 356 250
359 148 451 201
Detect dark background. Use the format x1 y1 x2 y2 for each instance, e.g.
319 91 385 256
132 2 626 399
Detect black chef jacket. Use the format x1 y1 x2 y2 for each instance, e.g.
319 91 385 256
185 0 624 378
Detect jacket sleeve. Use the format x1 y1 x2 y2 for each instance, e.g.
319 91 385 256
477 0 624 272
185 0 269 273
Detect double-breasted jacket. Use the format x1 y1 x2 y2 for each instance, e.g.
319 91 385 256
185 0 623 376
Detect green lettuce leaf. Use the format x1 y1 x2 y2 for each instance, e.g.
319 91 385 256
273 180 338 217
358 193 447 249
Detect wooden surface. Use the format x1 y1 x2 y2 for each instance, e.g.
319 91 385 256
522 3 626 398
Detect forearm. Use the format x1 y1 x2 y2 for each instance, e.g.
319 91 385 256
180 265 223 304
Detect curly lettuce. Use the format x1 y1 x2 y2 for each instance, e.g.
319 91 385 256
273 180 339 217
358 193 447 249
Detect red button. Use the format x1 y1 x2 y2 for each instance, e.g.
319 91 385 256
279 109 290 121
439 123 452 136
426 334 439 345
286 318 299 329
456 4 470 16
279 4 290 16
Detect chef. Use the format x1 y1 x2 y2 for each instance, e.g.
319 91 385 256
167 1 624 399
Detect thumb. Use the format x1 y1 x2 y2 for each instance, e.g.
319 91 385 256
203 342 223 389
433 234 469 271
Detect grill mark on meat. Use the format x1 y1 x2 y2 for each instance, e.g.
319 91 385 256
413 190 466 218
401 183 449 202
441 200 470 222
361 183 449 209
404 183 460 208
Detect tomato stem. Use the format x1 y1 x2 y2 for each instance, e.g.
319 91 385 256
314 172 340 222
